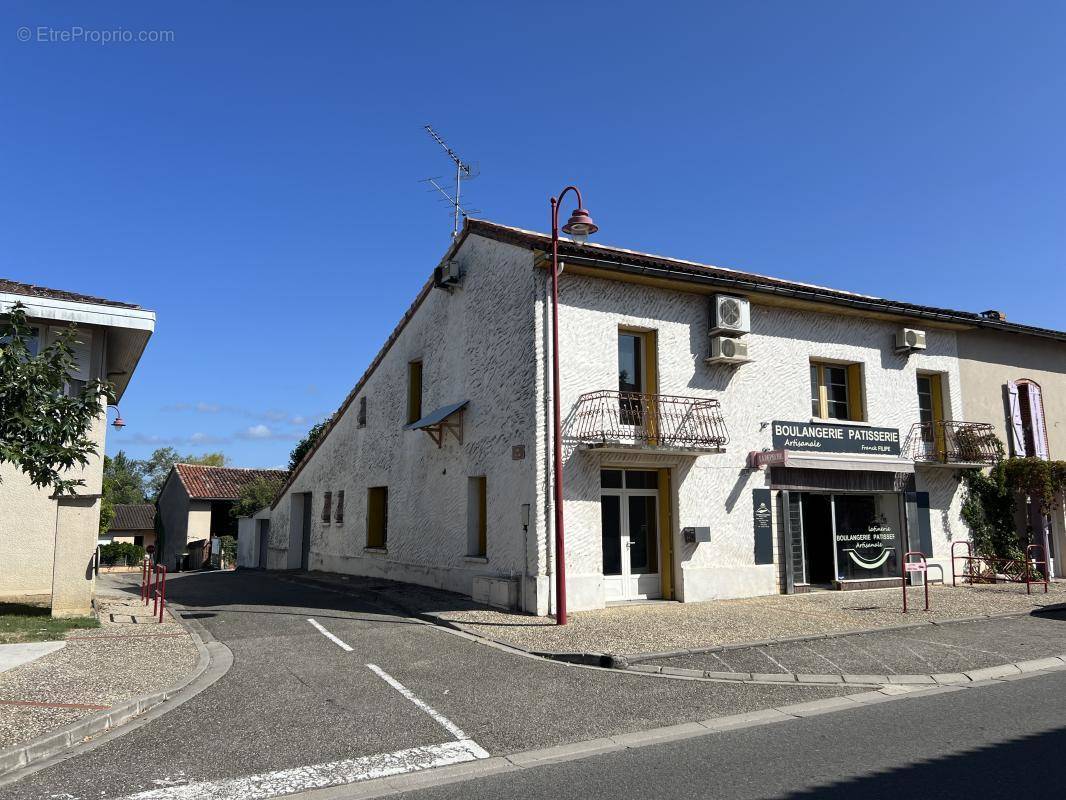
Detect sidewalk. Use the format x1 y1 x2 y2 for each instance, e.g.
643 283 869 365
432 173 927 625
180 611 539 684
433 582 1066 657
296 570 1066 659
0 592 199 752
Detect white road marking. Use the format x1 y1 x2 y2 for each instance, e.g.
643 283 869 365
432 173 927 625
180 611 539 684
114 740 487 800
800 643 845 673
366 663 483 750
307 618 353 652
757 647 790 673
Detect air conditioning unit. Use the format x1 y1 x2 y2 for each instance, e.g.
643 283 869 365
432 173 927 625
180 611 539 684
710 295 751 336
434 260 463 288
895 327 927 353
707 335 751 365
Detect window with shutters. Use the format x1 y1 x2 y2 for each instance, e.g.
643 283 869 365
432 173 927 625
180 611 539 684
809 361 864 421
1013 379 1049 459
321 491 332 523
334 490 344 524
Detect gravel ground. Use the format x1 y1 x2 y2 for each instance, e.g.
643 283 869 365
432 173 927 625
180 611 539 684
431 582 1066 656
0 596 199 749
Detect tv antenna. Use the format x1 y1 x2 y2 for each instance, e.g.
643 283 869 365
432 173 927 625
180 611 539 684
421 124 480 238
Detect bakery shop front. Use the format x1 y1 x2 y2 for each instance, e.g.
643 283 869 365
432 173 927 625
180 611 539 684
753 421 928 592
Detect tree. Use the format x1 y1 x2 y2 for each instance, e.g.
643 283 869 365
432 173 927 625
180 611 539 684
0 302 114 496
143 447 228 498
231 475 286 519
100 451 148 533
288 421 327 472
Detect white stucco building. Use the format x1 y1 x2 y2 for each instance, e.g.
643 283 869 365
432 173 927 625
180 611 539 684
258 219 1065 614
0 279 154 616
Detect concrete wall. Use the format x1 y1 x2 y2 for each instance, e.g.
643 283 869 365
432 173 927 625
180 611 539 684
269 234 542 609
545 272 967 608
0 323 108 615
957 328 1066 458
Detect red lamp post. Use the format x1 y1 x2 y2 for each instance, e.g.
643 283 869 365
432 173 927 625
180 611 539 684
549 187 598 625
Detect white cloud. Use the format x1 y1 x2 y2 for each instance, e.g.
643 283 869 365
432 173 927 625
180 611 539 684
244 424 272 439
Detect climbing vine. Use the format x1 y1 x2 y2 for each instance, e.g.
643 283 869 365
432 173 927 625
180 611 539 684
961 455 1066 560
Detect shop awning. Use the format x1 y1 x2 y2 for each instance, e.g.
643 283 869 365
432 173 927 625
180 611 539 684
750 449 913 474
782 454 914 474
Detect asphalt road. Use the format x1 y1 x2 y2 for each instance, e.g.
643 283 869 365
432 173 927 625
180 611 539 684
1 571 852 800
395 668 1066 800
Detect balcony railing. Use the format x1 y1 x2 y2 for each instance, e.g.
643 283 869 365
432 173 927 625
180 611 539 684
569 390 729 451
903 420 1000 465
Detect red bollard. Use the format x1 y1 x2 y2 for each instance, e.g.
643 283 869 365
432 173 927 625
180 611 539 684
156 566 167 623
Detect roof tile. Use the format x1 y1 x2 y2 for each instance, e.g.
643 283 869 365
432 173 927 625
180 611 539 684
174 464 289 500
0 278 142 310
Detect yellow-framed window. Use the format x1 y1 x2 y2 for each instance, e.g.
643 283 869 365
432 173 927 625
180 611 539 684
468 476 487 557
810 361 864 421
367 486 388 549
406 361 423 424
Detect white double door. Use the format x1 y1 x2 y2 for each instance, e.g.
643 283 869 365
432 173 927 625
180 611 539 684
601 475 661 602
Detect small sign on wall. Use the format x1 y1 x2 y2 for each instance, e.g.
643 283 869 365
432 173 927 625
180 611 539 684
753 488 773 564
512 445 526 461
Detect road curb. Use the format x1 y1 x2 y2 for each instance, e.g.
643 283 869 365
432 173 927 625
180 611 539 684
617 653 1066 688
0 594 232 786
274 662 1066 800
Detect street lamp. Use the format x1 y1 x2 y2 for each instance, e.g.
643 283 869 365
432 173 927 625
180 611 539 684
549 186 599 625
109 406 126 430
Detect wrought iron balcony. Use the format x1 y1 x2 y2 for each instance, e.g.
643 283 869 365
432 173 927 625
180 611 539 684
570 390 729 452
903 420 1000 466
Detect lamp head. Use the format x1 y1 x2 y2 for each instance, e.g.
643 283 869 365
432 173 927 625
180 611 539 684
561 208 598 244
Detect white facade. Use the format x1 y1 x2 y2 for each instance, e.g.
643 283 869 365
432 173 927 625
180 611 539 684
263 221 1054 615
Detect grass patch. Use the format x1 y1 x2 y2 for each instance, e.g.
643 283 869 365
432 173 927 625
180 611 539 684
0 603 99 644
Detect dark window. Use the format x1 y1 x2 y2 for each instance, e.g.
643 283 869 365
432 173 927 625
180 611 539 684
618 333 643 394
600 469 623 489
407 362 423 424
322 492 332 523
357 396 367 428
367 487 388 548
824 366 849 420
468 477 487 557
624 470 659 490
334 490 344 523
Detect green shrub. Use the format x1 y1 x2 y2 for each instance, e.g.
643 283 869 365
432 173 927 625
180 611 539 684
99 541 145 566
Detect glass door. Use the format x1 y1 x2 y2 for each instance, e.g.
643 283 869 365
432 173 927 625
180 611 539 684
601 470 662 601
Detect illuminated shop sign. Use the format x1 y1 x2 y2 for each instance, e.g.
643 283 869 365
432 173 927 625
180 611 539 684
771 421 901 456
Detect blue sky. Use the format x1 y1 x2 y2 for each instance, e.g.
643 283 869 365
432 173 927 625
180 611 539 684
4 1 1064 467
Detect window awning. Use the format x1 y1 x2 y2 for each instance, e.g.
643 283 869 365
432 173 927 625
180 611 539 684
404 400 468 447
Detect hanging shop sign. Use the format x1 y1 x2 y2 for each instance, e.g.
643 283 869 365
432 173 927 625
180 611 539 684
771 420 901 457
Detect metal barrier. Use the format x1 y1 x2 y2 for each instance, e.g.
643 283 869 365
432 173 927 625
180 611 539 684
951 540 1049 595
140 556 151 603
902 551 930 612
143 562 167 623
